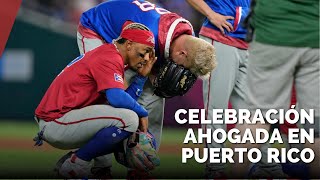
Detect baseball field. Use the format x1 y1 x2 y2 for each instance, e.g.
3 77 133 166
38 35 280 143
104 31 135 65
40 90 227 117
0 120 203 178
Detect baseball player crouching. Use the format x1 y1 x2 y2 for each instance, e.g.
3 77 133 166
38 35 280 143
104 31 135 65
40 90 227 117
34 24 159 178
76 1 217 177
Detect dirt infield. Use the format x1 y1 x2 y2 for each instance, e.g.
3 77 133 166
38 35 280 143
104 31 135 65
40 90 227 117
0 138 202 154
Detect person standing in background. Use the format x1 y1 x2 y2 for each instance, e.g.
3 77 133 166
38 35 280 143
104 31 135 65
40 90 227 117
186 0 288 178
233 0 319 178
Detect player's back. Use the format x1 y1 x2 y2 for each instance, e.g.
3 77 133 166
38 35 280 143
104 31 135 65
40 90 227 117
80 0 171 48
202 0 251 39
35 44 122 121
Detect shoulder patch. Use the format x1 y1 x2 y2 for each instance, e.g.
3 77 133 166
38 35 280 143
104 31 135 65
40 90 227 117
114 73 124 83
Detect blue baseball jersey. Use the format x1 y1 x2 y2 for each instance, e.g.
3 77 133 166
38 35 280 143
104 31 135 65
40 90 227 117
202 0 251 39
80 0 171 55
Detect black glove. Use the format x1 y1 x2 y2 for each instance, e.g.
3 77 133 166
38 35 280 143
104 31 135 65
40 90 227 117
153 60 197 98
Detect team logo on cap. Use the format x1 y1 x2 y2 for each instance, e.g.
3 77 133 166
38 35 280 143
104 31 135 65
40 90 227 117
114 73 124 83
147 36 155 45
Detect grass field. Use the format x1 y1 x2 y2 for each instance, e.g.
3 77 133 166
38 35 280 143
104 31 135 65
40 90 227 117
0 120 203 178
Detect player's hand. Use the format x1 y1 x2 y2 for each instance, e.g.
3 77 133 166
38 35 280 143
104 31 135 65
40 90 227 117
138 116 149 133
208 11 234 35
137 49 157 77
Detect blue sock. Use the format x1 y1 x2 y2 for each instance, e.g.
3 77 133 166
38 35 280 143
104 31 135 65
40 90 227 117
75 127 132 161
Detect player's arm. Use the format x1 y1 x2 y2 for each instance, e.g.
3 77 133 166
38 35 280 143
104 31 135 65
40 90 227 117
125 75 147 100
186 0 234 34
106 88 148 132
125 49 157 100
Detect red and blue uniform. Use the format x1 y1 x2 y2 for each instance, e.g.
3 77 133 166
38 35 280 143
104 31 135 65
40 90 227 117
34 43 150 166
35 44 124 121
199 0 250 49
79 0 193 68
72 0 195 171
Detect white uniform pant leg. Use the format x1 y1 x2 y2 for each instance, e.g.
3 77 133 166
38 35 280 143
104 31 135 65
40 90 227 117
39 105 139 150
201 36 283 174
76 31 111 168
200 35 239 172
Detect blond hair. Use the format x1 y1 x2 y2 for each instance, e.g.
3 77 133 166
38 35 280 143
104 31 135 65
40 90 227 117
186 37 217 78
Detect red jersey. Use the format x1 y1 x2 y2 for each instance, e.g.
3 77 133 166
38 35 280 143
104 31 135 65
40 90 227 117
35 44 124 121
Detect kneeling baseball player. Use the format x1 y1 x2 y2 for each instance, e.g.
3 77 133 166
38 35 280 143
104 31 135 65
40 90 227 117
33 23 159 178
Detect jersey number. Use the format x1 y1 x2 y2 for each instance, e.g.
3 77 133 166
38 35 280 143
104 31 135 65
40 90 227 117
132 0 170 15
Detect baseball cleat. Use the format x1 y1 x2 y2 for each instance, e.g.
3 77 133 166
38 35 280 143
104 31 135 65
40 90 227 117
54 152 93 178
53 151 73 176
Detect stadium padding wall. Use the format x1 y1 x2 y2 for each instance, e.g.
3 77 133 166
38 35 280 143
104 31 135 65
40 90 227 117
1 19 79 119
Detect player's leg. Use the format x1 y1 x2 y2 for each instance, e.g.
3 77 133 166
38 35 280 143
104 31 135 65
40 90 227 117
75 31 112 174
232 41 296 178
37 104 139 178
137 79 164 150
230 43 287 178
200 35 239 177
125 69 164 150
91 69 164 178
295 47 320 178
40 104 139 149
92 69 163 176
77 31 104 55
280 87 301 153
123 68 164 179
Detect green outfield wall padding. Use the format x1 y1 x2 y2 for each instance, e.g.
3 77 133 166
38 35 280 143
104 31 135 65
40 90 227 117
0 19 79 119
